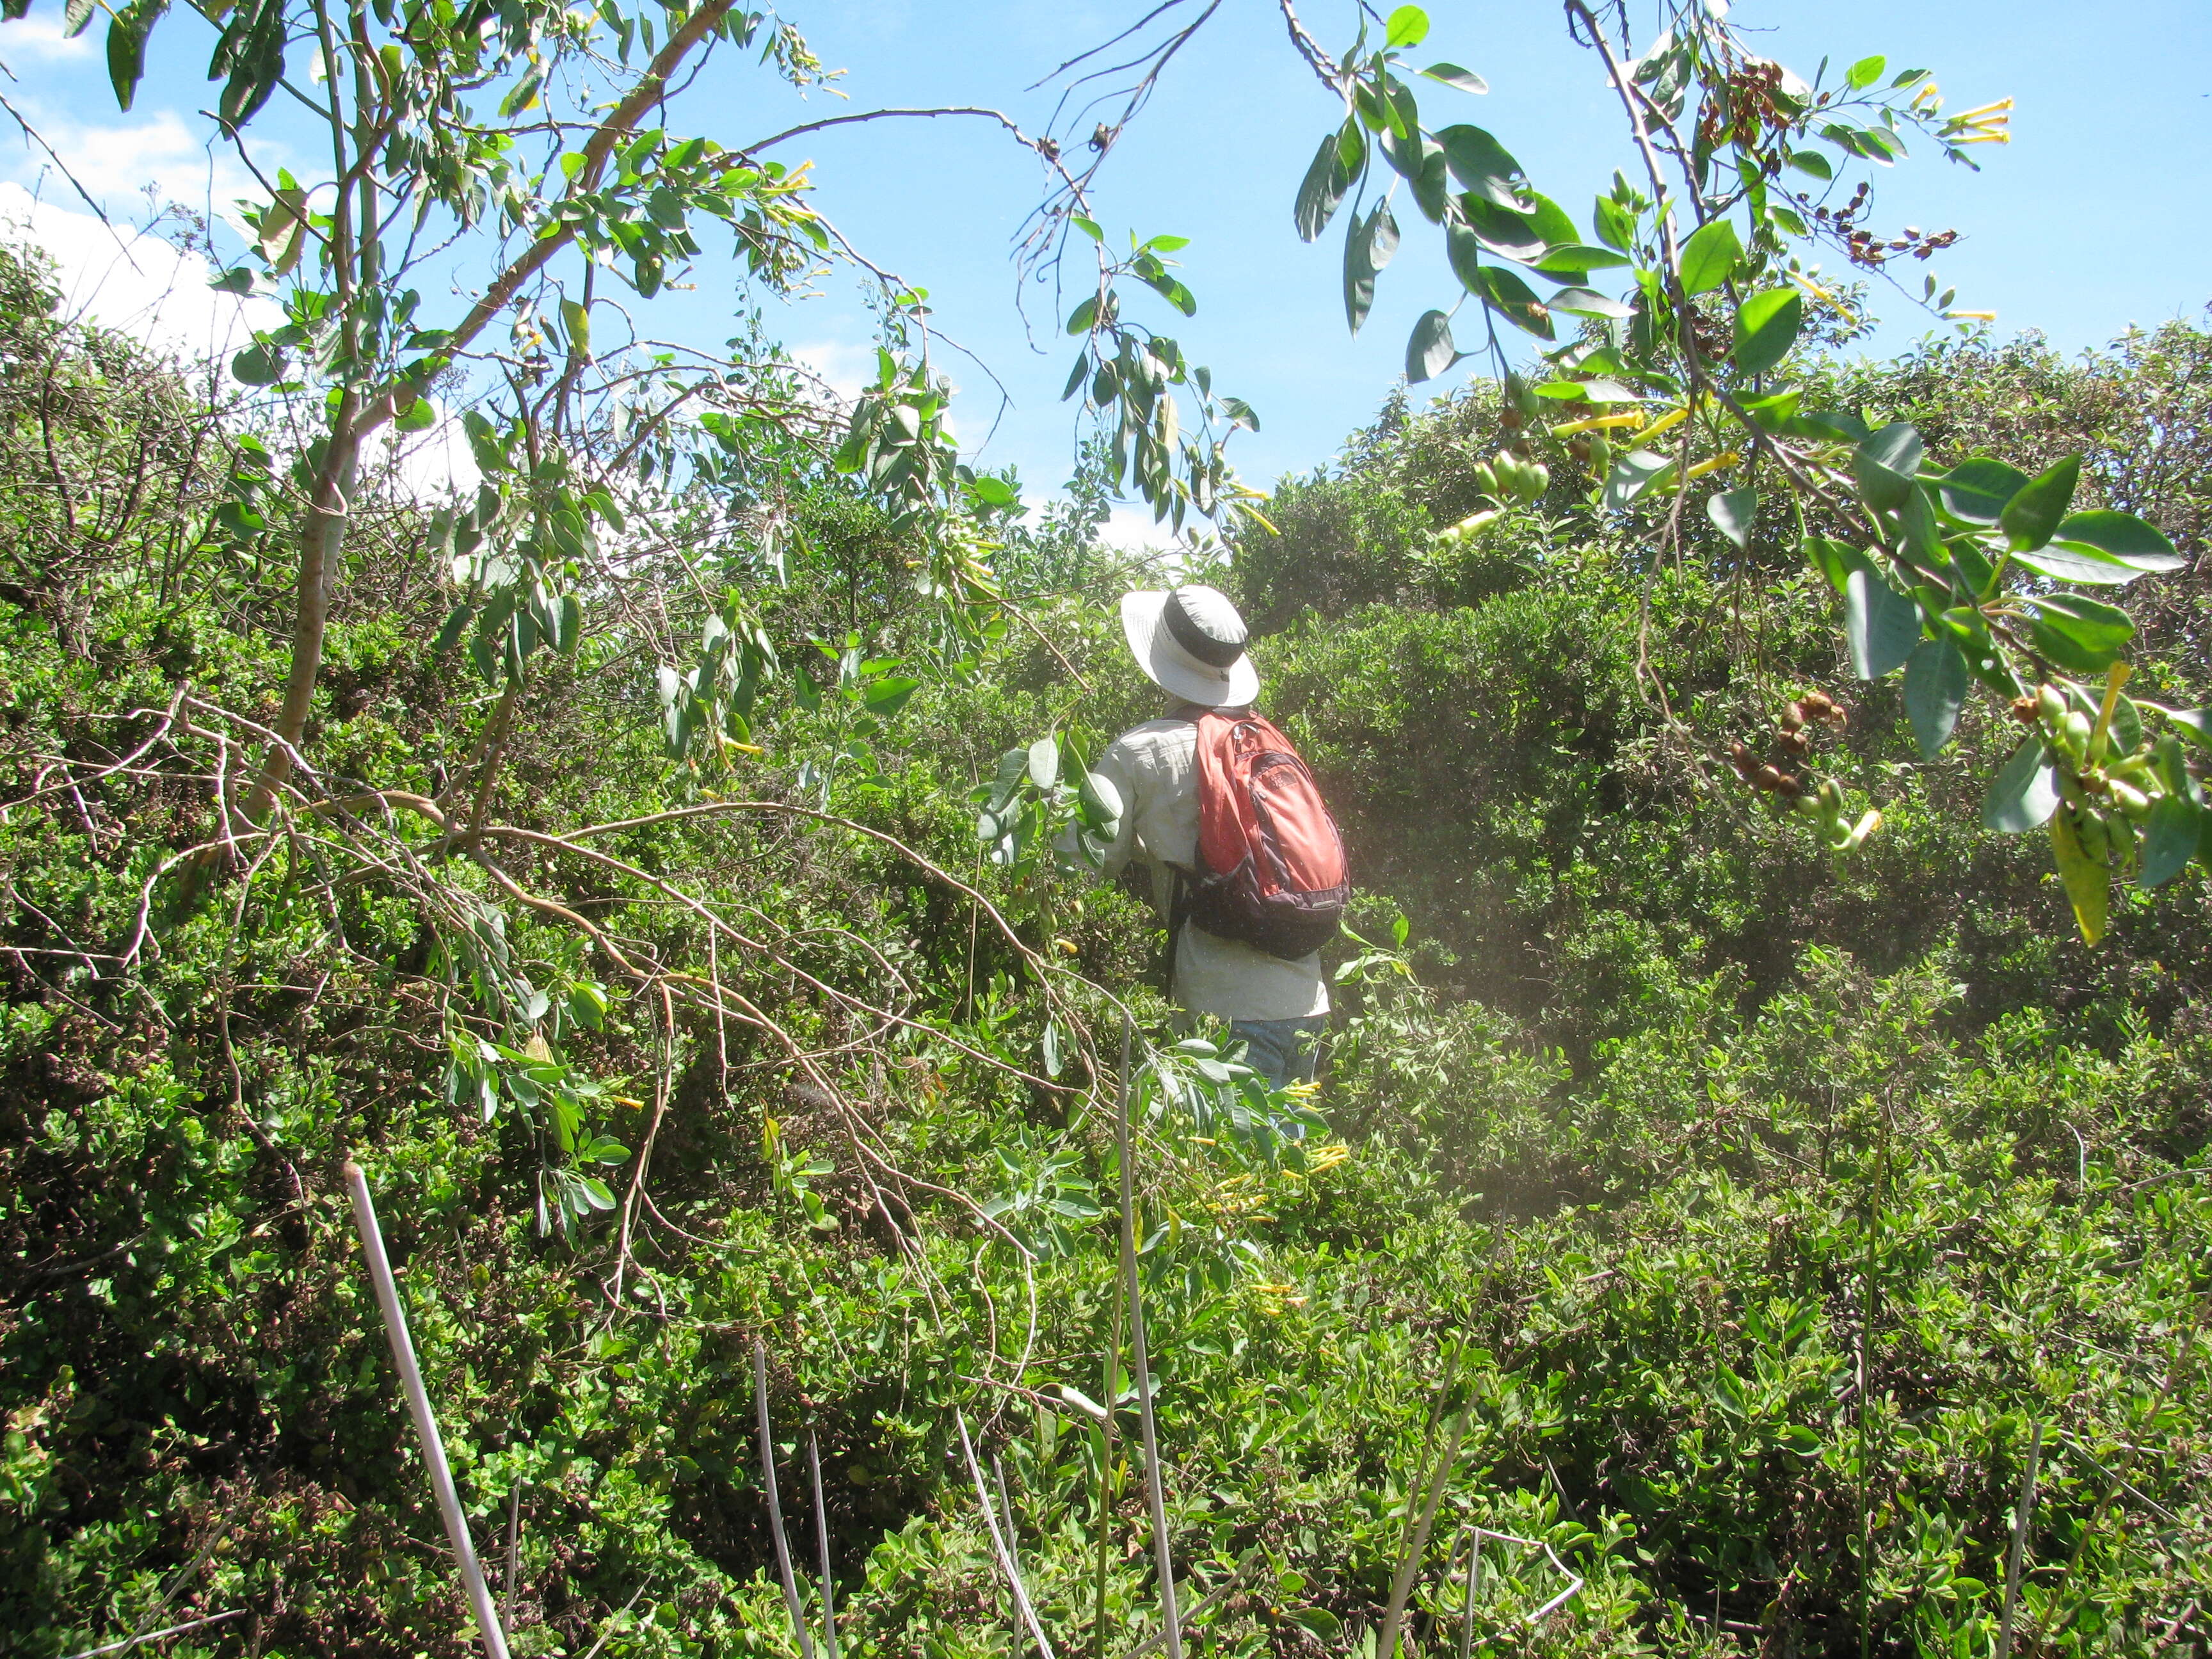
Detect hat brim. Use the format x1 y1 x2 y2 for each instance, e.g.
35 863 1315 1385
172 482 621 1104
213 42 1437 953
1119 591 1260 709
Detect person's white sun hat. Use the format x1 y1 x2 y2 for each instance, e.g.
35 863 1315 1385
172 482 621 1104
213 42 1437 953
1118 585 1260 709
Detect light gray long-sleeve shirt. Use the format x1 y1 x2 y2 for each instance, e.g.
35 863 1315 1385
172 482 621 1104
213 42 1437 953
1078 716 1328 1022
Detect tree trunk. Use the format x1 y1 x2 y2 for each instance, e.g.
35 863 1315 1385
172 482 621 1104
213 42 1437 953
243 394 362 821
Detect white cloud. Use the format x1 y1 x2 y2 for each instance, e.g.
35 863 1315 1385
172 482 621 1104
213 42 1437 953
788 339 873 406
0 182 278 361
1 106 257 221
1098 503 1174 553
367 399 483 502
0 10 96 61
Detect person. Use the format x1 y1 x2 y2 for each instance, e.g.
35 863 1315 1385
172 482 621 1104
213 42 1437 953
1066 583 1341 1087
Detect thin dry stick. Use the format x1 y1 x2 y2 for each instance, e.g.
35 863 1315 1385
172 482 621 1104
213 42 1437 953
1379 1408 1470 1659
1995 1420 2044 1659
995 1453 1026 1659
1118 1016 1182 1659
612 983 677 1309
752 1340 817 1659
502 1479 523 1632
1459 1529 1484 1659
1093 1226 1126 1659
808 1429 840 1659
1116 1552 1260 1659
58 1609 248 1659
344 1160 511 1659
957 1412 1059 1659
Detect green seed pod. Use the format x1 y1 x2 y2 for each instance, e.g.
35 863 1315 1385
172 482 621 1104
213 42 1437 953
1838 809 1882 853
2077 808 2111 864
2062 710 2093 762
2110 780 2152 819
1589 433 1613 475
2037 684 2067 728
2058 771 2087 810
2108 810 2137 860
1471 460 1499 498
1819 778 1845 812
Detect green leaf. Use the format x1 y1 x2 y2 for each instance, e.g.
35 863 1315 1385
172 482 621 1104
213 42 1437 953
2000 455 2081 551
1982 739 2058 833
1786 148 1834 181
1592 195 1637 253
2051 809 2110 943
1847 54 1887 89
231 341 282 386
1079 769 1123 832
1903 636 1968 757
1027 735 1061 790
434 604 474 657
1294 129 1355 242
1471 264 1553 339
864 675 920 716
1845 568 1919 679
105 0 164 111
1852 422 1924 513
1140 268 1198 316
2010 543 2146 587
1065 295 1097 335
1420 61 1486 92
2140 794 2200 888
1678 219 1742 295
1548 286 1635 319
1435 125 1528 207
1384 5 1429 47
2161 707 2212 752
2028 591 2133 673
1936 458 2028 525
1731 288 1802 377
1457 195 1548 264
1404 310 1457 383
1532 243 1630 277
559 297 591 359
1343 201 1398 335
2051 509 2184 571
1706 486 1756 550
1603 449 1674 512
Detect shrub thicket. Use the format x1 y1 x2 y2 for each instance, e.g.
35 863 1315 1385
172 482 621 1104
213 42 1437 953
3 243 2209 1658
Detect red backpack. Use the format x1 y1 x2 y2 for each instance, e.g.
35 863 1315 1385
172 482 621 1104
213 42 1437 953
1181 708 1349 959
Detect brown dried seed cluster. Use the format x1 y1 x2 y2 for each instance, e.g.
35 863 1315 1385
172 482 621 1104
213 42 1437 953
1731 692 1848 797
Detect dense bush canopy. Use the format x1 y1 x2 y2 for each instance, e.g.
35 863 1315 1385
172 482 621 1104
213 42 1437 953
2 218 2209 1659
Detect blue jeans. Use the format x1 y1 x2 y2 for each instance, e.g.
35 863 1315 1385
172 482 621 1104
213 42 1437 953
1230 1016 1327 1088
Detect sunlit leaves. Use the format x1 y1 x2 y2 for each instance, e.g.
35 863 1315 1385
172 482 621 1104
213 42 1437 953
1903 637 1969 756
2000 456 2080 551
1732 289 1802 376
1983 739 2059 833
1295 126 1359 241
1706 486 1756 550
1404 309 1456 383
1678 218 1742 294
1844 568 1919 680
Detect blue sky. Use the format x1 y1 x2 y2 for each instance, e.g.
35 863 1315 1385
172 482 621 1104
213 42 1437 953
3 0 2209 522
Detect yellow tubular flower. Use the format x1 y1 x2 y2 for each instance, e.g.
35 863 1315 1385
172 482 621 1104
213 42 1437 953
1638 404 1692 445
1549 411 1647 437
1680 451 1743 484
